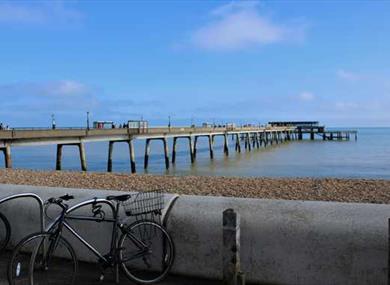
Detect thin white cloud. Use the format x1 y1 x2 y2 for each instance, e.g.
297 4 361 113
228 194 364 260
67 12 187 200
0 1 82 25
334 101 359 111
0 80 166 125
189 1 306 51
337 69 361 81
0 80 95 110
0 3 45 24
298 91 315 101
44 80 89 96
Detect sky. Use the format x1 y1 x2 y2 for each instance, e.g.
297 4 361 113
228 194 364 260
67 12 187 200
0 0 389 127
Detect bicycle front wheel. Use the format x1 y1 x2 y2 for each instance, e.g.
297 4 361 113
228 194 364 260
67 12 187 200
8 232 78 285
0 212 11 252
119 220 175 284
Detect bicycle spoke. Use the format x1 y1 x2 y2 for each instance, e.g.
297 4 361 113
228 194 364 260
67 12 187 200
119 221 175 284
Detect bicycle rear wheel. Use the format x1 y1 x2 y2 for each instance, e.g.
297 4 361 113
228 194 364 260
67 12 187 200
8 232 78 285
0 212 11 252
119 220 175 284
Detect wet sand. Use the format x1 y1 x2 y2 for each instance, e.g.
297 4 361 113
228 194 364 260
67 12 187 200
0 169 389 204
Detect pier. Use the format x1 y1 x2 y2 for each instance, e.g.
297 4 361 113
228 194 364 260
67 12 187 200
0 122 357 173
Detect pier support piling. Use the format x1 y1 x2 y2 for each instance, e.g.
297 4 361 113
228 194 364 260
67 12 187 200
172 136 195 164
107 140 136 173
163 138 170 169
209 135 214 159
256 133 260 148
245 133 251 151
128 140 136 173
79 143 87 171
298 129 303 140
189 136 195 163
56 145 63 170
56 143 87 171
5 146 11 168
235 134 241 152
107 141 114 172
193 136 198 159
1 146 12 168
172 137 177 164
144 138 169 170
144 139 151 169
224 134 229 156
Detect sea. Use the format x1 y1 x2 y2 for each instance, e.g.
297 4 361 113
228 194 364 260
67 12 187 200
3 128 390 179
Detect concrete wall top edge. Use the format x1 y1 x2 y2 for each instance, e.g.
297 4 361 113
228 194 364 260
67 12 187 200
1 183 389 209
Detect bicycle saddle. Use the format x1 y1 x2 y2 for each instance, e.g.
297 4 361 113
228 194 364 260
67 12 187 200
106 194 131 202
59 194 74 201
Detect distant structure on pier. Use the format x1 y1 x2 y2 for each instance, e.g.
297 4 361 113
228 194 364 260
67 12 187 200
93 121 114 129
268 121 319 127
268 121 355 141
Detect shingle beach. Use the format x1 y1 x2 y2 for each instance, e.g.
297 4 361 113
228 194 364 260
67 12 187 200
0 169 389 204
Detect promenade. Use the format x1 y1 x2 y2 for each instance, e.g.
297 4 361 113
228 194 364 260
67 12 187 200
0 252 223 285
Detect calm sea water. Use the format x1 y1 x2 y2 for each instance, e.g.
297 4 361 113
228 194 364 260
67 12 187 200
3 128 390 179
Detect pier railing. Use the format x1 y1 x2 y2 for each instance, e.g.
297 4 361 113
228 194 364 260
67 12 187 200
0 126 294 140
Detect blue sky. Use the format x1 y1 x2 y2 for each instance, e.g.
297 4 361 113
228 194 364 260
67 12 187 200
0 0 389 127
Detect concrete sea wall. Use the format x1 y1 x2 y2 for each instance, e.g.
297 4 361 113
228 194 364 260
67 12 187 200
0 184 388 285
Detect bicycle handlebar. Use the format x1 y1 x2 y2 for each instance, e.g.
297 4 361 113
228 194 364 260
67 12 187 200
46 194 74 211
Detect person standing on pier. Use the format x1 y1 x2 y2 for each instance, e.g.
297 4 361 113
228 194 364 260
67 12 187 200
51 114 56 130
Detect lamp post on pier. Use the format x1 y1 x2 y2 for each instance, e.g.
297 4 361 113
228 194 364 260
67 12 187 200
86 111 90 130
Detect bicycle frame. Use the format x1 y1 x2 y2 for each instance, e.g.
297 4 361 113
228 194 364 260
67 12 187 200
45 197 148 269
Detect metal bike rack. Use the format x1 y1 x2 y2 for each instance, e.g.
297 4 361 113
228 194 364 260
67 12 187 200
0 191 176 234
162 194 180 227
0 192 45 234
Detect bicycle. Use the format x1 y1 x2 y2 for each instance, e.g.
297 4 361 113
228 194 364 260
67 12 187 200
8 191 175 285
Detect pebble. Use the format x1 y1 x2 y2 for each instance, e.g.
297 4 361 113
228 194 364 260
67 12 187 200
0 169 389 204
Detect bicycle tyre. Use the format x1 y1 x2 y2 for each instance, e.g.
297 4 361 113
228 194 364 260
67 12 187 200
0 211 11 252
8 232 78 285
119 220 175 284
